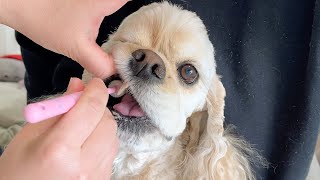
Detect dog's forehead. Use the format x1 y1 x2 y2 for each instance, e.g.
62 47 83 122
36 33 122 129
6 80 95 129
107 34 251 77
116 9 211 59
116 4 208 46
166 31 209 60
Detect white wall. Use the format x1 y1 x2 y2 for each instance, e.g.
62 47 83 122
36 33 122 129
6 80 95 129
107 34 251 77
0 25 20 56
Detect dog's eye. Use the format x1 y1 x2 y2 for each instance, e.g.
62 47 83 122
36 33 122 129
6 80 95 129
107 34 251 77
178 64 198 84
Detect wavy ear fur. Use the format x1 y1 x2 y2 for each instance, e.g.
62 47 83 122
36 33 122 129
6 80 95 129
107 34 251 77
181 76 261 180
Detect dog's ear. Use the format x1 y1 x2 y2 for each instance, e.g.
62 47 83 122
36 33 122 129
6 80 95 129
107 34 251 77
182 76 225 154
182 76 255 180
204 75 226 136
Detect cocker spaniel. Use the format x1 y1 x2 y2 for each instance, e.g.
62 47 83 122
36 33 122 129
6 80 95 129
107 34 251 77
82 2 265 179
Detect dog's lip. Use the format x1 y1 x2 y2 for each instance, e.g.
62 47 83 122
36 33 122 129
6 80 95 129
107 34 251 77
104 74 122 85
105 74 146 118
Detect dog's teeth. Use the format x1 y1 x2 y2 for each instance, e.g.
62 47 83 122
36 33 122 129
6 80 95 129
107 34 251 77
108 80 125 98
117 82 129 96
107 80 129 98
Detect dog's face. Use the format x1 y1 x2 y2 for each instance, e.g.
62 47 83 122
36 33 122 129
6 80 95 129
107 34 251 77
83 2 217 153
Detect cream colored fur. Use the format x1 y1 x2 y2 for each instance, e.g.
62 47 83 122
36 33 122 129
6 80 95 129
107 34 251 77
81 2 266 179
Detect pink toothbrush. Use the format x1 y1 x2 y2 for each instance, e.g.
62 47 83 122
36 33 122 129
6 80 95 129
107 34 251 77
24 88 116 123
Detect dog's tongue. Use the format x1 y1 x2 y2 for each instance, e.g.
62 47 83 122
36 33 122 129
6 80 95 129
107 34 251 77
113 94 145 117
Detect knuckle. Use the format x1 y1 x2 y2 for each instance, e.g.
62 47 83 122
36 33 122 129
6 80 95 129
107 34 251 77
41 142 69 162
68 41 82 62
86 96 105 114
74 173 89 180
40 142 81 175
92 68 107 79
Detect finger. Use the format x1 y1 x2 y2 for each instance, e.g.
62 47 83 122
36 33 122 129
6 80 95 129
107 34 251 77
48 78 109 146
81 110 118 171
103 0 130 15
75 42 116 79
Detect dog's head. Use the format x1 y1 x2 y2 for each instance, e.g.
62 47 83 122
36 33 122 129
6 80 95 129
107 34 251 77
82 2 224 153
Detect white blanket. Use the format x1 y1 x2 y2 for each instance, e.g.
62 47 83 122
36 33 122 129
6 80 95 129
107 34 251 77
0 82 26 148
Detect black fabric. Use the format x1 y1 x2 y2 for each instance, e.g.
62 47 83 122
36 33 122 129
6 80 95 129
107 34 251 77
16 0 320 179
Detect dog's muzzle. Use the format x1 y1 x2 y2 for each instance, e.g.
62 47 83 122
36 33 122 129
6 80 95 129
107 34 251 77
129 49 166 84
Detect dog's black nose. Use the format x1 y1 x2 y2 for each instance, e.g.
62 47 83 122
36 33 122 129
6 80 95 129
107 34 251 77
130 49 166 81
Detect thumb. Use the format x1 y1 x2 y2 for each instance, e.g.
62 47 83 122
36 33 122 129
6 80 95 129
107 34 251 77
75 42 116 79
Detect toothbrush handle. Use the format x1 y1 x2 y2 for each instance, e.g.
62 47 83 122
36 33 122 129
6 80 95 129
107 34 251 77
24 88 116 123
24 91 83 123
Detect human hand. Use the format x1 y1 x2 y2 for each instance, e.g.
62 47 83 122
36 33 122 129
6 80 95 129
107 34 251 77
0 0 129 78
0 78 118 180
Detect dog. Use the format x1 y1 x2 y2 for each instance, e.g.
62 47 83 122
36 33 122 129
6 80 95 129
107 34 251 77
82 2 265 179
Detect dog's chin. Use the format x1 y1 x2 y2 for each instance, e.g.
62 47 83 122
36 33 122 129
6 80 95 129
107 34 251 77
110 108 157 137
